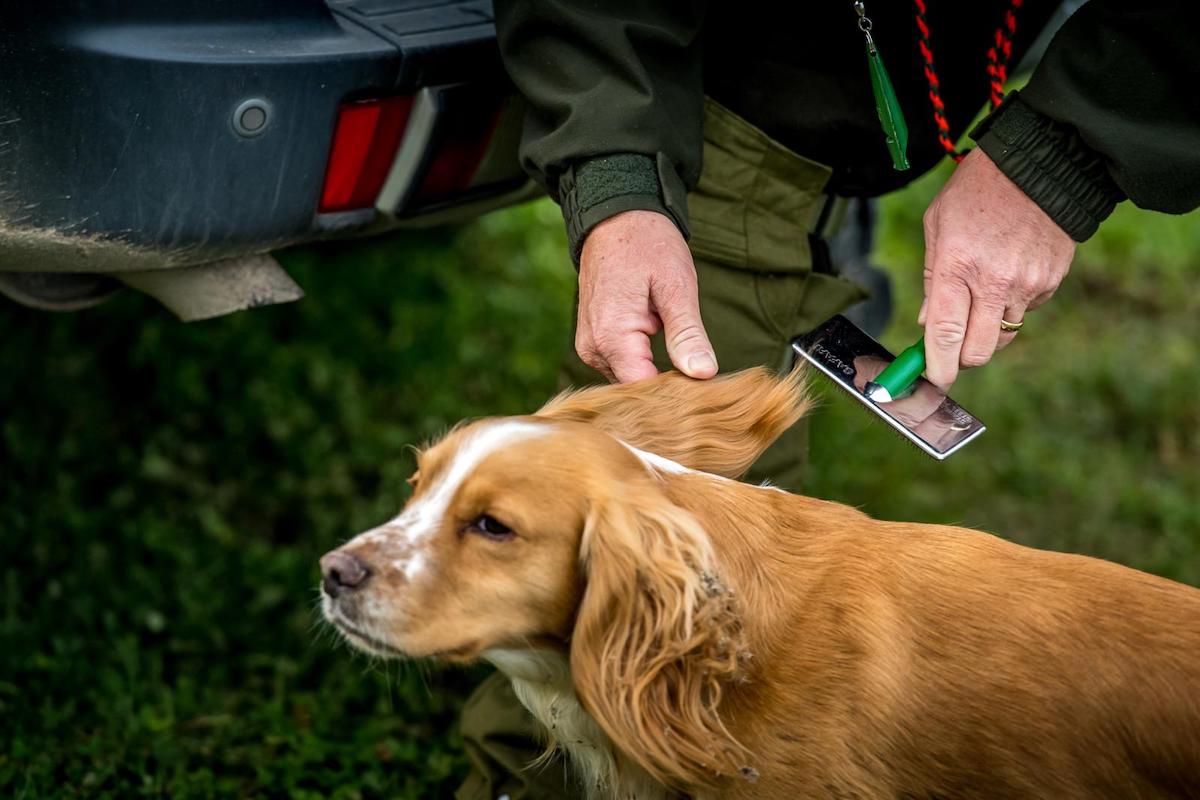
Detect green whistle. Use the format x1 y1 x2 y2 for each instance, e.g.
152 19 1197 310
865 39 910 171
864 337 925 403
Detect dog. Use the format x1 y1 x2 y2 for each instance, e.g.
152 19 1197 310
320 368 1200 799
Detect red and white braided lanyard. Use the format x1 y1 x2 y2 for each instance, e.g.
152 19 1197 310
914 0 1024 162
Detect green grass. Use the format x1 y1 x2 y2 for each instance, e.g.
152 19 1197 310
2 176 1197 798
0 203 575 798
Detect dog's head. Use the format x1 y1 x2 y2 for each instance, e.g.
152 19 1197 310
319 367 809 786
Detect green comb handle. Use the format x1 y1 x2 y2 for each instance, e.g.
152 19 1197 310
871 337 925 399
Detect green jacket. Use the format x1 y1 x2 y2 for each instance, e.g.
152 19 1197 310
494 0 1200 260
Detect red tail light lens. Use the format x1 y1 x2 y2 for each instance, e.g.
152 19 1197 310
318 96 413 214
410 93 506 207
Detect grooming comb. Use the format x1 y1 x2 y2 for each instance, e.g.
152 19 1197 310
792 315 985 460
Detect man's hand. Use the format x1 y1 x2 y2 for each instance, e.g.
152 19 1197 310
576 210 718 383
920 149 1076 389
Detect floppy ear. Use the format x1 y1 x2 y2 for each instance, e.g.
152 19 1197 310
569 489 751 790
536 367 810 478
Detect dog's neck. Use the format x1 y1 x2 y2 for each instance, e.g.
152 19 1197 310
482 647 673 800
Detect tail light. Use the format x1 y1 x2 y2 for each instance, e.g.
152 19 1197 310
409 91 506 207
318 95 413 214
318 85 527 219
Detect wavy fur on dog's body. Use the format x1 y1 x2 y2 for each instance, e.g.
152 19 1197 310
650 472 1200 798
322 369 1200 799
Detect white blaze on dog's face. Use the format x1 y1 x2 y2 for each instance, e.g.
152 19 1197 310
320 416 624 661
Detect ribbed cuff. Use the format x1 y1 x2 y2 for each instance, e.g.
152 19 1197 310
558 153 690 265
971 92 1125 242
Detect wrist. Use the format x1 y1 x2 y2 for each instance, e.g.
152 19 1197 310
559 153 690 266
581 209 687 267
971 91 1125 242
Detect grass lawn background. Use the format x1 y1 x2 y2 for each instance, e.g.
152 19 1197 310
2 165 1197 798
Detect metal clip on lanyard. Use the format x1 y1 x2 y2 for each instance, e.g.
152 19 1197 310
854 1 910 171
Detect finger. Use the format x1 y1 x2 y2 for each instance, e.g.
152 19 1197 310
1027 288 1056 310
923 269 972 389
654 282 718 380
575 335 616 383
959 293 1006 370
918 207 938 326
995 303 1027 352
599 330 660 384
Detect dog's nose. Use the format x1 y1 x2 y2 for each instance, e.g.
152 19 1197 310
320 551 371 597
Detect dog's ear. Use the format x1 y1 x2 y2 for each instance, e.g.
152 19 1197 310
536 367 810 478
569 489 750 789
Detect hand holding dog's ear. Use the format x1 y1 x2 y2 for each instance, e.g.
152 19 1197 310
577 210 719 383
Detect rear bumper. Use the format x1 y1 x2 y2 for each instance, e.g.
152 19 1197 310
0 0 530 279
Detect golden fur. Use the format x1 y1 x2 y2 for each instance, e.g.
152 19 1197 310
537 368 811 479
322 367 1200 798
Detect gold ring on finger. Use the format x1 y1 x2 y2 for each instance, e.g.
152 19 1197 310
1000 318 1025 333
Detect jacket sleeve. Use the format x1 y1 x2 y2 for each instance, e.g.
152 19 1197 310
971 0 1200 241
494 0 707 262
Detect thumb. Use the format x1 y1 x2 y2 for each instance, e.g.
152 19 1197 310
655 283 718 379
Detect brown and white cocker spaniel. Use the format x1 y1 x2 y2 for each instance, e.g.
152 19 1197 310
320 368 1200 799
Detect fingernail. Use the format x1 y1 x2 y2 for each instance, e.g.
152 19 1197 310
688 352 717 375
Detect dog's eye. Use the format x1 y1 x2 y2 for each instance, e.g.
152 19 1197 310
469 514 514 541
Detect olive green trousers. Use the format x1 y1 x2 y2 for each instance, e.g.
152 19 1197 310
454 100 865 800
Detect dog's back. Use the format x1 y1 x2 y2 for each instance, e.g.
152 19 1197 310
898 525 1200 798
716 501 1200 799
